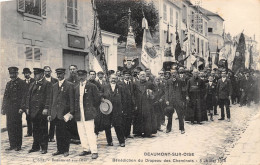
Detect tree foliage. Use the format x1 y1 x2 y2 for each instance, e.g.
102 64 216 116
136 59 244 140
96 0 159 46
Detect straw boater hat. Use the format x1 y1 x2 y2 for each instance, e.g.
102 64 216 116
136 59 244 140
99 99 113 115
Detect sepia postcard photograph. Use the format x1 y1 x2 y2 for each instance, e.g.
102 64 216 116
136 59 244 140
0 0 259 164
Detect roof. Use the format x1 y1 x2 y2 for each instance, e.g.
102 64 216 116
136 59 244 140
101 30 120 38
200 7 225 21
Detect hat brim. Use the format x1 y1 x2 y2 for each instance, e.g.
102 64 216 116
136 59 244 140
99 99 113 115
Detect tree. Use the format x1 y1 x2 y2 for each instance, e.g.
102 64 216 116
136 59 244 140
96 0 159 46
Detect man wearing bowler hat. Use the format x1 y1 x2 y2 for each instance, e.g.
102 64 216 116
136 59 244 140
48 68 74 157
26 68 52 154
74 70 100 159
43 66 58 142
1 67 27 151
22 68 35 137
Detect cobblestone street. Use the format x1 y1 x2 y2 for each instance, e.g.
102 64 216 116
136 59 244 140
1 104 260 165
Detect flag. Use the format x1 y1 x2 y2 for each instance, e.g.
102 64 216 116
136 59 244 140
175 30 182 61
194 56 205 69
208 45 212 69
90 0 108 76
249 45 253 69
232 33 246 74
141 17 157 68
214 45 220 67
164 24 172 57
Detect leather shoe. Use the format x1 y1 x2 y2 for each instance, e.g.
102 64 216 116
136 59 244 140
127 135 134 138
214 113 219 115
52 151 63 156
120 143 125 147
64 152 69 157
107 142 113 146
227 118 231 122
41 150 47 154
218 118 225 120
79 151 91 156
15 147 21 151
91 153 98 159
28 149 40 153
181 130 185 134
5 147 15 151
166 130 171 133
24 134 32 137
49 139 55 142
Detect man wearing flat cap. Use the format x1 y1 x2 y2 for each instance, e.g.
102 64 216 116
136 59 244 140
22 68 35 137
74 70 100 159
25 68 52 154
1 67 27 151
49 68 74 157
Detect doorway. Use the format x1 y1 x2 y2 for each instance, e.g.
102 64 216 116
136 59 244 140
63 49 88 78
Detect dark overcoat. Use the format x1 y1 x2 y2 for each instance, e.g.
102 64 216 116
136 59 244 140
2 78 27 148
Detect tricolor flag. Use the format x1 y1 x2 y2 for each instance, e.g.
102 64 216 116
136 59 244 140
214 45 220 67
90 0 108 76
164 24 172 57
141 16 157 68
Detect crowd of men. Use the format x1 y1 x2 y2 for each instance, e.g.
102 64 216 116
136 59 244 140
2 64 260 159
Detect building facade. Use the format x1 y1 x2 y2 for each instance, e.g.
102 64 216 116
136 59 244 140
0 0 118 97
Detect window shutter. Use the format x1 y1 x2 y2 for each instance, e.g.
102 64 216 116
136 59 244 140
17 0 25 12
41 0 47 18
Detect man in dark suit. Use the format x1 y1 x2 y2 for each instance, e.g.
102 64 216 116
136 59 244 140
165 70 185 134
26 68 52 154
102 74 126 147
1 67 27 151
48 68 74 157
74 70 100 159
216 71 232 122
43 66 58 142
239 71 253 107
22 68 35 137
205 76 217 121
118 71 135 139
66 65 80 143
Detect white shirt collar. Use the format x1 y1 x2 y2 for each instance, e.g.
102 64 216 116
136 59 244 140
80 80 87 86
124 79 130 84
222 77 226 82
59 79 65 87
45 77 51 82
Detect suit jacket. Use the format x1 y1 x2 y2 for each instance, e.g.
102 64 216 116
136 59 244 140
165 78 185 106
49 80 74 120
102 83 125 117
25 78 52 119
74 81 100 121
2 78 27 116
51 77 58 84
216 78 232 99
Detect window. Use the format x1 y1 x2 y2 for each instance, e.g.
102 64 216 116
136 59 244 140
18 0 46 17
176 12 179 29
25 46 42 68
170 8 173 25
163 4 167 22
67 0 78 25
190 11 194 29
182 5 187 24
208 28 213 33
201 40 204 56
